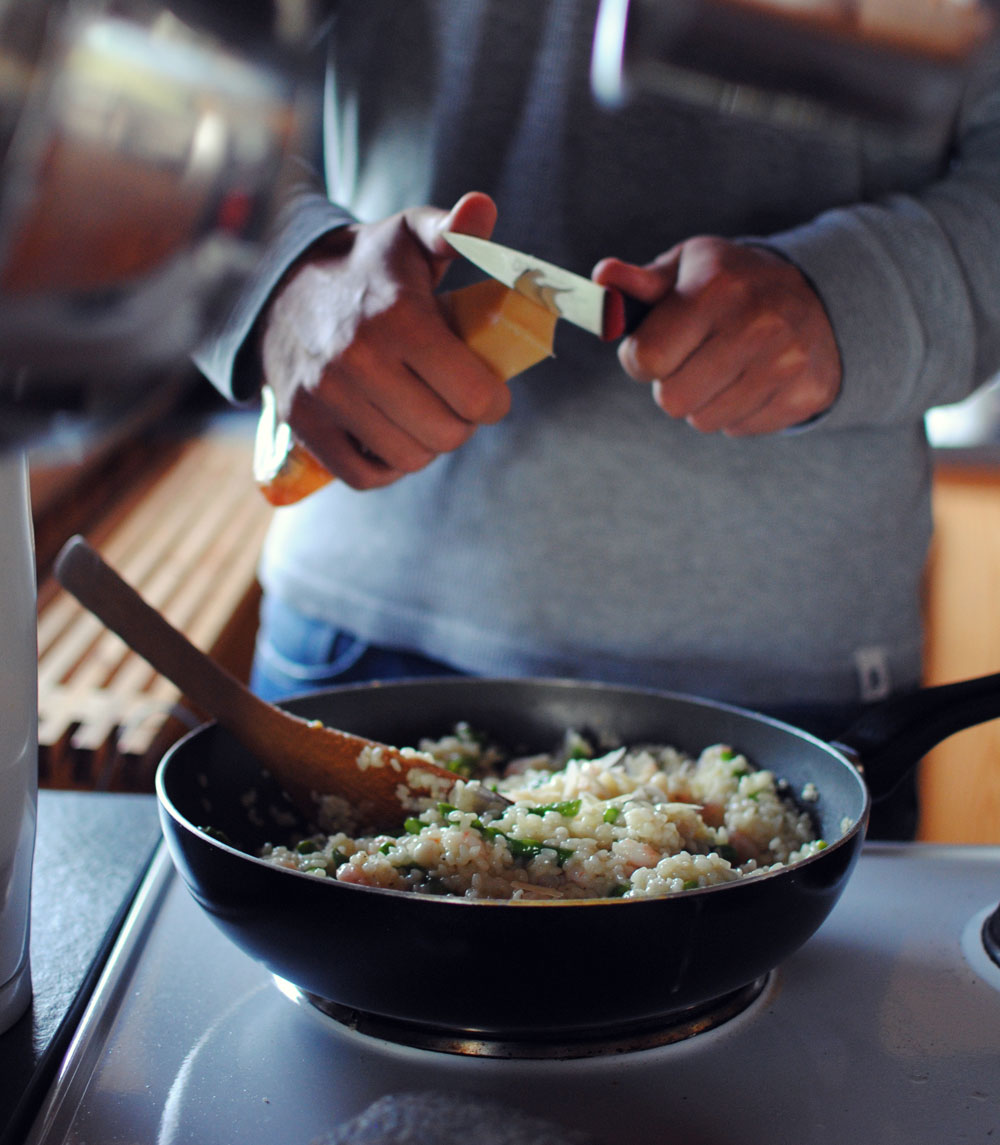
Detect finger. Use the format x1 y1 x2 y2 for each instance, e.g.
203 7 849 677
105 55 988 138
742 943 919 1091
337 346 489 455
720 370 837 436
718 388 807 437
654 369 776 435
293 415 407 492
407 328 513 425
294 371 440 479
648 305 797 423
406 191 498 283
662 347 830 436
592 252 680 306
348 285 512 427
594 254 715 384
648 331 750 422
615 293 713 385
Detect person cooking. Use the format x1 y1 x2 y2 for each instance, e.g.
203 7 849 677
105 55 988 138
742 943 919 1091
198 2 1000 840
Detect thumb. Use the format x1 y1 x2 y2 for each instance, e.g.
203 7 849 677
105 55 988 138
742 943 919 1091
406 191 498 282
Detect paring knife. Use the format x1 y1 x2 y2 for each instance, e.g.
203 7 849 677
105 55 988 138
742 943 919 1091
255 235 650 505
443 231 650 341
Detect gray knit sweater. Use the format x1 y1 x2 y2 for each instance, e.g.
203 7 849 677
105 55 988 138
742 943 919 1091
199 1 1000 711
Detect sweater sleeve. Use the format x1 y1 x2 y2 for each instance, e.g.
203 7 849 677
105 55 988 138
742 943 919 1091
194 165 356 404
758 41 1000 431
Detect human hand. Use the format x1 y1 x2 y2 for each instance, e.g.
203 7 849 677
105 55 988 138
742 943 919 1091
593 237 841 435
260 191 511 490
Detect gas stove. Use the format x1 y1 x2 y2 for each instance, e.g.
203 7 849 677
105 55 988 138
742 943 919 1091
22 841 1000 1145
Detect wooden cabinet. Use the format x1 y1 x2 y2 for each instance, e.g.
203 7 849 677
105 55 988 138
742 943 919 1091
920 462 1000 842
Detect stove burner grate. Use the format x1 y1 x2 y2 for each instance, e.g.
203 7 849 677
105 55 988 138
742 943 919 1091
278 975 771 1059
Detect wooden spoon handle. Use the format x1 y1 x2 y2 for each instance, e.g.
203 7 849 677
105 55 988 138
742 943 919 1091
54 535 282 746
54 536 508 829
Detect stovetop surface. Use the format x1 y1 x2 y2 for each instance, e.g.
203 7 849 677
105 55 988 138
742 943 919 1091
24 842 1000 1145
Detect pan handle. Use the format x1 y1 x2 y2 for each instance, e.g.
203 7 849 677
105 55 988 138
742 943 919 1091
830 671 1000 801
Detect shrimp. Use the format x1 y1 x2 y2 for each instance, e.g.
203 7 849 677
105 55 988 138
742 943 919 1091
614 837 662 874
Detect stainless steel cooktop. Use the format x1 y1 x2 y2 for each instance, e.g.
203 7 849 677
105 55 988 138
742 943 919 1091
23 841 1000 1145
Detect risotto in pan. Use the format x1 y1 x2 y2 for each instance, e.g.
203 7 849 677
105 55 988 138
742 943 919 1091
259 725 825 900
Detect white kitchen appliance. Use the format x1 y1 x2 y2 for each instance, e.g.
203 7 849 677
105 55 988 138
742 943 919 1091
0 453 37 1036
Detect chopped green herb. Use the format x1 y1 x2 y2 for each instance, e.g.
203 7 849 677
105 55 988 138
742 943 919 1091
603 806 621 824
719 748 736 761
731 768 750 779
608 883 629 898
683 879 700 891
436 802 457 817
295 838 320 855
564 731 594 761
403 817 423 834
454 721 488 746
505 835 544 857
530 799 582 817
379 841 393 855
466 817 503 842
504 836 574 865
444 754 477 778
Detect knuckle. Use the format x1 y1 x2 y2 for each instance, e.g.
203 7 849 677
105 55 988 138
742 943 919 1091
652 381 689 420
389 439 437 474
621 337 662 382
457 380 511 425
685 410 717 434
710 270 755 315
786 380 828 422
432 420 475 454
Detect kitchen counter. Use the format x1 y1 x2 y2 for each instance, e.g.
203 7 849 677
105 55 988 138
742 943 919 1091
0 790 161 1145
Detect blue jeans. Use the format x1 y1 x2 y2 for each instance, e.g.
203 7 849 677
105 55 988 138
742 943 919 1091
250 593 463 703
250 594 917 840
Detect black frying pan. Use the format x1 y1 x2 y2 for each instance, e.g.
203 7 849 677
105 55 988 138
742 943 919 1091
156 675 1000 1041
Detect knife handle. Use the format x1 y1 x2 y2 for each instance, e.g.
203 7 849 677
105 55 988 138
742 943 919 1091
254 279 558 506
621 292 652 337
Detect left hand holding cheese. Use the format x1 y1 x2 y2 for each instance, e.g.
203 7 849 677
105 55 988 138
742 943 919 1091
593 237 842 435
259 191 511 495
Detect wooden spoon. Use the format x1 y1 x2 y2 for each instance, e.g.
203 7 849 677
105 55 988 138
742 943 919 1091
54 535 507 831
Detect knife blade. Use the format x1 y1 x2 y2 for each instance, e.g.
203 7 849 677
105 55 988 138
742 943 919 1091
444 231 649 342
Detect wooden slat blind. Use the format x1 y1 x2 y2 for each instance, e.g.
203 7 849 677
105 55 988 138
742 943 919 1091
36 426 273 791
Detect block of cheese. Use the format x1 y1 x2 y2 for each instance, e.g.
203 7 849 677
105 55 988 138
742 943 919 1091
442 278 557 380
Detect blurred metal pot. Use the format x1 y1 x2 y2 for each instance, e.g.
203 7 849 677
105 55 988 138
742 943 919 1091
592 0 998 136
0 0 317 382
